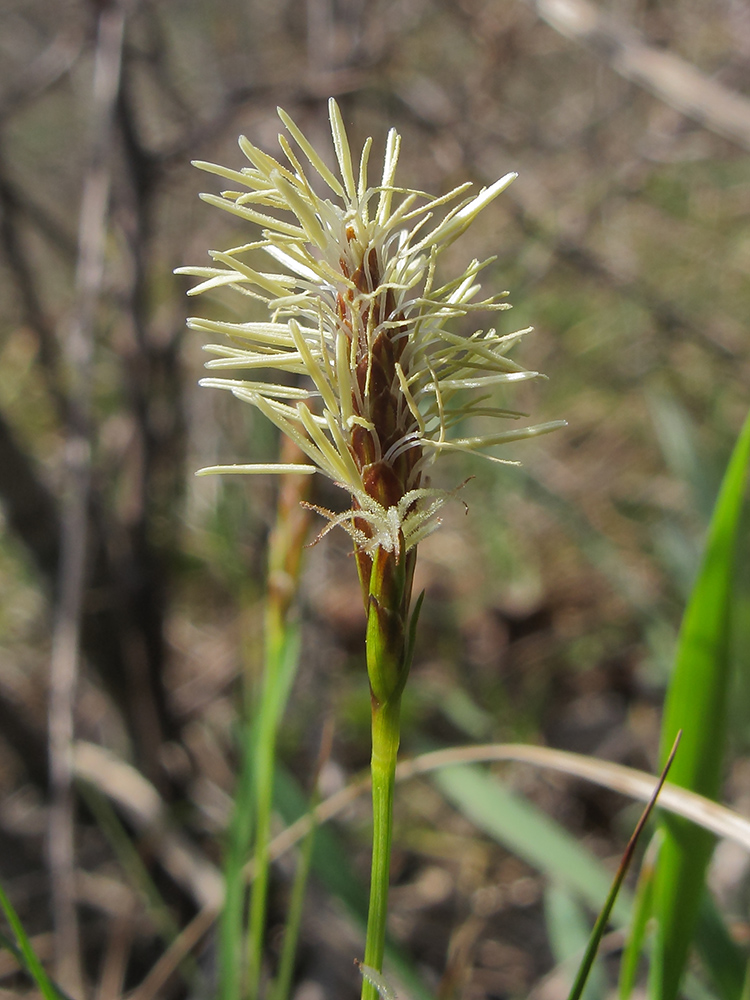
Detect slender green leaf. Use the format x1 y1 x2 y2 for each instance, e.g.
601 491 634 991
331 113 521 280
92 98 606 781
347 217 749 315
653 409 750 1000
545 885 605 1000
247 624 302 996
271 806 316 1000
0 881 61 1000
568 733 679 1000
220 626 302 1000
618 830 659 999
219 715 256 1000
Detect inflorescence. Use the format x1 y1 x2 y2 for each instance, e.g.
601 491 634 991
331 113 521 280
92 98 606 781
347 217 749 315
177 99 564 556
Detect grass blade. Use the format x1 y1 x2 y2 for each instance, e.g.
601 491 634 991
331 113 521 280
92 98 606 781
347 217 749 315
270 808 316 1000
617 830 659 999
219 714 257 1000
545 885 606 1000
653 409 750 1000
220 626 301 1000
566 734 679 1000
0 881 63 1000
271 721 333 1000
246 624 302 997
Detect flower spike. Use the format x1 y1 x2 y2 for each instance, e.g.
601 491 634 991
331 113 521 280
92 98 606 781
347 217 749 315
177 100 564 555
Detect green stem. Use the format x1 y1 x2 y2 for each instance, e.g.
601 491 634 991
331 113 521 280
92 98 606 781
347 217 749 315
272 797 317 1000
246 672 276 1000
219 715 255 1000
362 696 401 1000
247 625 293 1000
243 452 310 1000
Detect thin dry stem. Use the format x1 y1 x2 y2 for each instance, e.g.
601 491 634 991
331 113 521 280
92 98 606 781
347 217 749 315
49 4 125 976
47 5 126 994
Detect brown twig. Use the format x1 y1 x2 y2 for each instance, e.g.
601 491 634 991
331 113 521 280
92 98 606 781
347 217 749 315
125 905 218 1000
94 908 135 1000
48 3 127 994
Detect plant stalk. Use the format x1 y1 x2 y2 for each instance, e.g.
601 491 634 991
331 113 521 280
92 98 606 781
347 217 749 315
240 443 310 1000
362 696 402 999
246 655 279 998
360 543 413 1000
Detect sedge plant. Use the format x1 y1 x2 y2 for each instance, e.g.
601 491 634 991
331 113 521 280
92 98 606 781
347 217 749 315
178 99 564 999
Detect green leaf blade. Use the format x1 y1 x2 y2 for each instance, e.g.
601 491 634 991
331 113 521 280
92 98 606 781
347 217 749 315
653 409 750 1000
0 882 62 1000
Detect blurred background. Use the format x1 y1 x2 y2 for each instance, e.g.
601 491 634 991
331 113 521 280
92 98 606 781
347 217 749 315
0 0 749 997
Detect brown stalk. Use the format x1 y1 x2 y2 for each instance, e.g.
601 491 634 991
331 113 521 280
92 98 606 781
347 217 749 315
47 2 127 993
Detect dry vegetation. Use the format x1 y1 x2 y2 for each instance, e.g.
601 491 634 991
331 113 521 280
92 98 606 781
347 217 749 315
0 0 749 998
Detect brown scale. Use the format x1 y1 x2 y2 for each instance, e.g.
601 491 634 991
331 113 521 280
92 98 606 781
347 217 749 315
336 240 421 510
334 236 422 596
